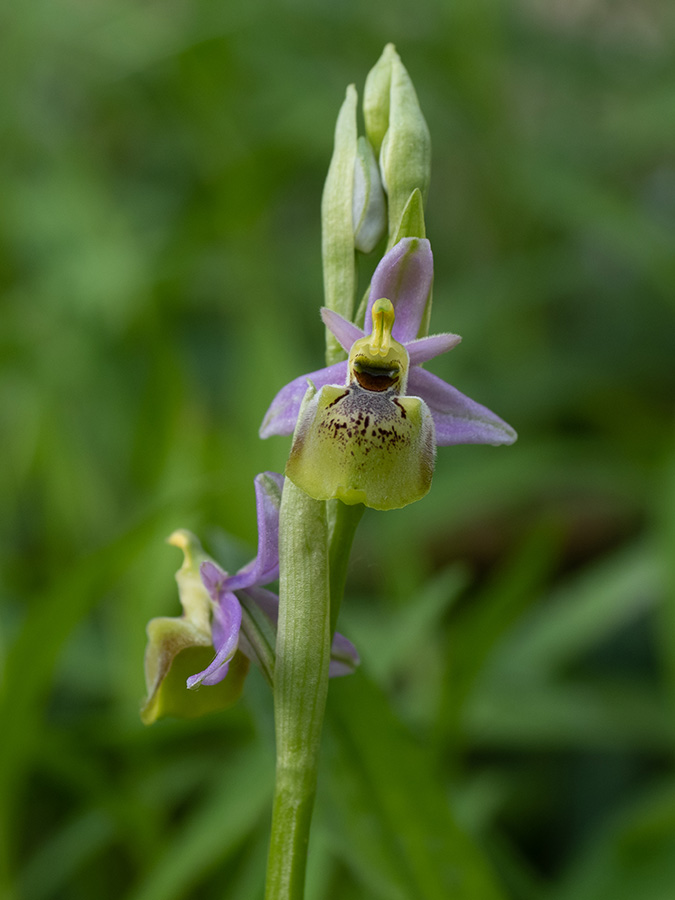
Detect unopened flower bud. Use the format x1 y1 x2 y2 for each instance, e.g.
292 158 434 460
322 85 358 363
352 136 386 253
363 44 394 156
364 44 431 244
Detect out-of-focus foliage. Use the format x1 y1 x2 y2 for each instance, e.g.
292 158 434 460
1 0 675 898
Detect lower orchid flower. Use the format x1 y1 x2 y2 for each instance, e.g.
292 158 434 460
141 472 359 724
260 237 516 510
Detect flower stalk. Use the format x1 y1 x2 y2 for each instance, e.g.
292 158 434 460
328 500 364 637
265 479 332 900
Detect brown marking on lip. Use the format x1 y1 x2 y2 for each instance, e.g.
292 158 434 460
354 369 397 392
393 398 407 418
326 390 349 408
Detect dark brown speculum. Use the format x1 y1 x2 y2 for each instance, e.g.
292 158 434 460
351 358 400 392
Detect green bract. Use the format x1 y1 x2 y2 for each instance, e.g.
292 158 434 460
286 299 435 511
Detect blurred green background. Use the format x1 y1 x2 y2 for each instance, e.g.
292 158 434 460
2 0 675 898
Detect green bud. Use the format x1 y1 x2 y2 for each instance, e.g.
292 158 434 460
141 530 247 724
322 85 358 364
353 136 386 254
364 44 431 245
363 44 395 156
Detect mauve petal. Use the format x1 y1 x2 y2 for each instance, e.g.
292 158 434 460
200 560 229 596
259 362 348 438
187 589 242 688
210 593 241 656
228 473 283 591
406 332 462 365
242 585 279 623
328 631 360 677
409 367 518 446
366 238 434 343
320 308 364 353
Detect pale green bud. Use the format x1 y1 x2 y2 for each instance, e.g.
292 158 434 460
363 43 395 155
322 85 358 364
352 136 386 254
364 44 431 245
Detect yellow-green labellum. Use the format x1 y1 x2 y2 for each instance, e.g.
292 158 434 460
140 530 247 724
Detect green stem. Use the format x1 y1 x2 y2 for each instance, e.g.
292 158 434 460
328 501 364 636
265 481 331 900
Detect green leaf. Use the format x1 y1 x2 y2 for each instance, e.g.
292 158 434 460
18 809 115 900
490 541 662 682
325 672 505 900
128 741 274 900
554 778 675 900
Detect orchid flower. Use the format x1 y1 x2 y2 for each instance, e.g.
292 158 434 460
141 472 359 724
260 237 516 509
